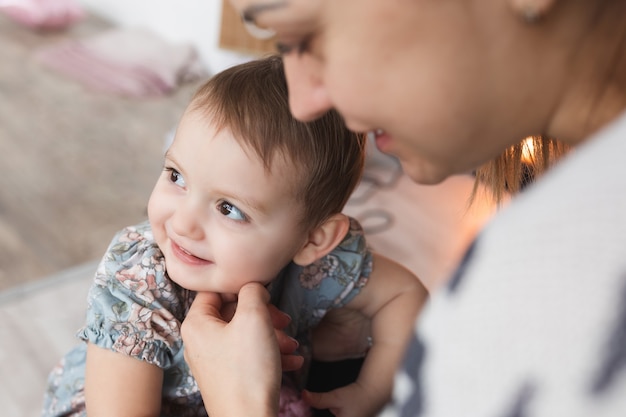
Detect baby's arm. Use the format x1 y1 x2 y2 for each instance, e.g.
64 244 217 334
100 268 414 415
84 343 164 417
304 253 428 417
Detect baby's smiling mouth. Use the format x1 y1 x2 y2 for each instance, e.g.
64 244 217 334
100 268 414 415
171 241 212 265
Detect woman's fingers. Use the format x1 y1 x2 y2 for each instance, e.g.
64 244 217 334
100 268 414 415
268 303 292 330
237 285 303 372
184 285 303 373
187 291 224 318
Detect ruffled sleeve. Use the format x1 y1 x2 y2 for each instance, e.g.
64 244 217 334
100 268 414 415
77 221 188 369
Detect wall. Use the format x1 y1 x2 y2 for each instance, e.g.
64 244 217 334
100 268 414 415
76 0 254 74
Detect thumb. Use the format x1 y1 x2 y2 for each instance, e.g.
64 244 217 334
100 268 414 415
232 282 272 320
181 291 226 364
182 292 225 347
187 291 223 319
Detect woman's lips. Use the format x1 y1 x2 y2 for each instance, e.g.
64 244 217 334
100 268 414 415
372 129 392 152
170 241 212 266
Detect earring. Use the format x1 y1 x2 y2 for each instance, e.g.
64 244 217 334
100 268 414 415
512 0 550 24
521 5 543 23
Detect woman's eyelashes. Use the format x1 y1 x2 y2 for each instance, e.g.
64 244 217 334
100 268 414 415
217 200 248 222
276 35 312 56
165 167 186 187
275 42 294 54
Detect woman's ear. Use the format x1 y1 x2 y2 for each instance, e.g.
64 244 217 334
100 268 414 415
292 214 351 266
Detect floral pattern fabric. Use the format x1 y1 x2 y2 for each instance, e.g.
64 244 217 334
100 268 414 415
41 219 372 417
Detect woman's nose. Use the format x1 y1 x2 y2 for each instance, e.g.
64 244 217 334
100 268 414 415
283 53 333 121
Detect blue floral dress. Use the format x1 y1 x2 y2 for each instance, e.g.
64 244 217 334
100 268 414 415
41 219 372 417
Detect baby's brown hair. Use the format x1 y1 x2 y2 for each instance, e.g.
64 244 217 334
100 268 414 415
188 55 365 230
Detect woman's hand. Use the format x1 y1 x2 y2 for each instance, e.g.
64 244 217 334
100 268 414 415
181 283 303 417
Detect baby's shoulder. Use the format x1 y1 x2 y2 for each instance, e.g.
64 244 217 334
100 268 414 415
95 221 166 287
103 220 160 261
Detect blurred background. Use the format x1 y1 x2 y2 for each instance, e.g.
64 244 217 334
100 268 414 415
0 1 497 415
0 0 267 293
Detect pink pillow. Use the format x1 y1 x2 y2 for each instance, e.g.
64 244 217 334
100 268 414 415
1 0 85 30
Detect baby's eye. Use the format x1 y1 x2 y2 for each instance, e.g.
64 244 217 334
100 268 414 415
218 201 247 222
165 167 186 187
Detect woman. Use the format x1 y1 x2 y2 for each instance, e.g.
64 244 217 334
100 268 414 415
182 0 626 416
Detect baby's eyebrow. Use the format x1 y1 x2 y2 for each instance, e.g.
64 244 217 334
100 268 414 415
240 196 268 216
241 1 287 24
163 149 178 164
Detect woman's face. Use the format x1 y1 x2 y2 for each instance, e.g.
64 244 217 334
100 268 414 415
232 0 542 184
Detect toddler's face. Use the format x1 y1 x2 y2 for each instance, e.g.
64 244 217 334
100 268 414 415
147 111 308 295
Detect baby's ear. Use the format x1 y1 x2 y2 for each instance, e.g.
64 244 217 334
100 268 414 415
293 214 350 266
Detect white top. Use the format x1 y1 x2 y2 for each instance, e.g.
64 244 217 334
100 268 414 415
385 111 626 417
